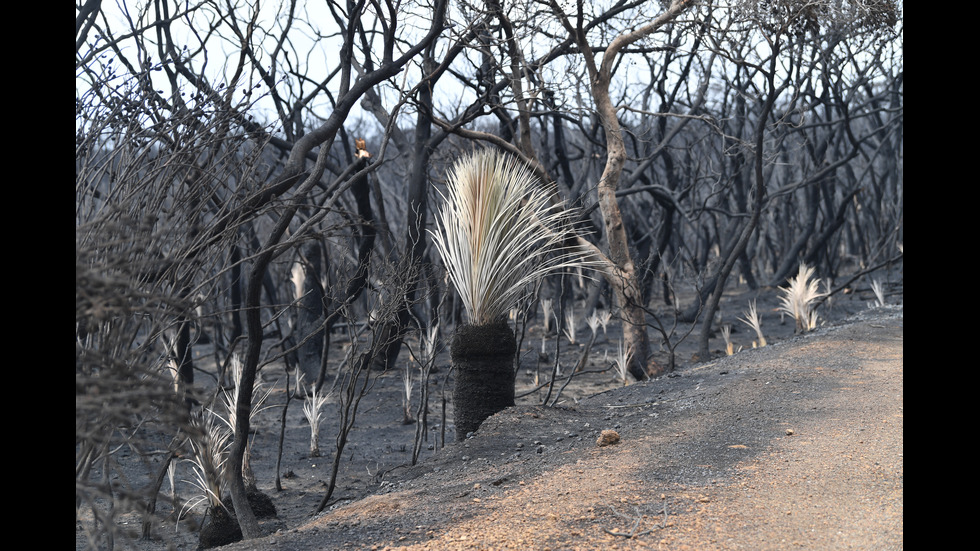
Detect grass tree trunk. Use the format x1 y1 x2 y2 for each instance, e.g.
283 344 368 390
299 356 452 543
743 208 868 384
451 319 517 440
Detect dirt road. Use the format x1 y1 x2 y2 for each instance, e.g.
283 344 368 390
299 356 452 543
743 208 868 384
219 306 903 550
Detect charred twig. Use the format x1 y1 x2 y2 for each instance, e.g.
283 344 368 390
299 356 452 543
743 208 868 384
602 498 668 538
515 366 613 399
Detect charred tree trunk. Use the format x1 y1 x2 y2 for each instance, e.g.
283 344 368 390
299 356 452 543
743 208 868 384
343 153 376 300
372 48 451 371
553 0 691 379
451 319 517 440
696 40 785 360
295 242 327 390
173 312 196 385
229 245 244 347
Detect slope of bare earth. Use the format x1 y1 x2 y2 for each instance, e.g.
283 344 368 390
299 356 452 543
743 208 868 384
217 305 903 551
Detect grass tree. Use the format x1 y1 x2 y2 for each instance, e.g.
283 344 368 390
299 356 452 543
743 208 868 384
562 304 577 345
595 309 611 337
430 149 594 440
299 373 330 457
721 324 736 356
870 278 886 307
568 310 602 374
184 410 231 519
738 299 767 347
184 409 240 547
220 355 274 491
613 339 632 386
400 361 415 425
778 262 826 333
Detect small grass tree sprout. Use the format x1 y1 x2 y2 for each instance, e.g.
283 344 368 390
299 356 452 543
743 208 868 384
183 410 231 518
614 339 632 386
870 278 886 307
300 373 330 457
738 299 767 347
721 324 736 356
586 311 601 339
541 298 554 334
220 355 274 488
778 262 826 333
563 304 577 345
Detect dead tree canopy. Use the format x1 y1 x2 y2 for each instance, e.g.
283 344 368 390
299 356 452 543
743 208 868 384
77 0 901 546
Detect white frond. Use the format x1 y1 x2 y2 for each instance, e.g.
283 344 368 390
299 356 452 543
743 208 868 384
778 262 826 333
870 278 885 307
430 150 597 325
614 340 632 386
738 299 767 347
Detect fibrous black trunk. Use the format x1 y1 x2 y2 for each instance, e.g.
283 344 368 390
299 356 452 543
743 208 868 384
451 319 517 441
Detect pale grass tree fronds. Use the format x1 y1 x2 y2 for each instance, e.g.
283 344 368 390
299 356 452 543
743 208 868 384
429 150 598 326
182 410 231 518
563 305 577 344
870 278 886 308
586 311 601 339
541 298 554 333
421 324 439 368
220 354 275 484
221 354 245 429
597 310 612 336
167 459 177 500
614 339 632 386
721 324 735 356
300 373 330 458
805 308 820 332
221 354 276 431
738 299 767 347
401 363 415 425
778 262 826 334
